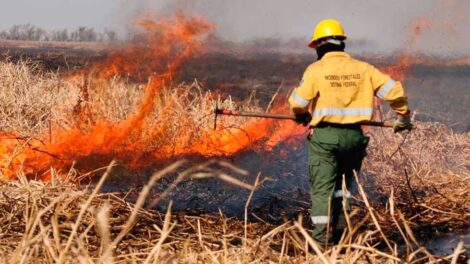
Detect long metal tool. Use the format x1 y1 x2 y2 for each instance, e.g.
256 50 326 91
214 104 393 129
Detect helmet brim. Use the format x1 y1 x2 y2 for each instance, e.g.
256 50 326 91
307 40 317 49
307 36 346 49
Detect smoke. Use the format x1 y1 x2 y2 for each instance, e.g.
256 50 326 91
139 0 470 55
0 0 469 55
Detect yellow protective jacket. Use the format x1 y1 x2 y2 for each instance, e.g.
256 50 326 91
289 52 409 126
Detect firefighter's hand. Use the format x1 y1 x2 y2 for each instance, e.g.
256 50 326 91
295 112 312 126
393 112 413 133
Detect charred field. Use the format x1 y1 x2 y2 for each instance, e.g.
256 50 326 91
0 20 469 263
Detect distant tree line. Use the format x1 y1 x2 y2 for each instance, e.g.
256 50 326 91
0 23 118 42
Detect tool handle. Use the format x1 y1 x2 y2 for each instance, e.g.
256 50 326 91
216 109 296 120
363 120 394 127
216 108 394 127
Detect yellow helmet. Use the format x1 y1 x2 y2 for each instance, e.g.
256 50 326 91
308 19 347 48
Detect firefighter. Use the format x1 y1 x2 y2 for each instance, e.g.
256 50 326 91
288 19 412 245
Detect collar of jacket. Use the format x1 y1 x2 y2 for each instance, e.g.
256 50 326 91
320 51 350 60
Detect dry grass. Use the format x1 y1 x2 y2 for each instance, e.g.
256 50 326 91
0 39 107 52
0 60 257 179
364 122 470 227
0 157 468 263
0 61 468 263
0 60 78 135
0 60 251 144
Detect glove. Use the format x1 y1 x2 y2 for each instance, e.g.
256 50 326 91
393 112 413 133
295 112 312 126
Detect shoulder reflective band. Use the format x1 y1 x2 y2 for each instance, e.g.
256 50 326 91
376 79 396 99
290 90 310 107
333 190 351 198
313 107 373 117
311 216 330 224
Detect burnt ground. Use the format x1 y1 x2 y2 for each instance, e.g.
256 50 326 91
100 139 311 222
183 53 470 132
0 43 107 72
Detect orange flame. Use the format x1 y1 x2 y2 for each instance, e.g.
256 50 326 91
0 15 305 180
91 14 213 81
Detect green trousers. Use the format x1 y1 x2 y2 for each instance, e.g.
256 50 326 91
308 125 368 244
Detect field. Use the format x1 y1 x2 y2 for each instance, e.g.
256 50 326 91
0 17 469 263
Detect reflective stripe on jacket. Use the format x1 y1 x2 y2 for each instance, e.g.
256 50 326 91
288 52 409 126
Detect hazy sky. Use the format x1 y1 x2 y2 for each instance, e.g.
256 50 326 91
0 0 468 55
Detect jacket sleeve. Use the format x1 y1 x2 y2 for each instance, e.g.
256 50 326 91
370 66 409 115
288 66 318 114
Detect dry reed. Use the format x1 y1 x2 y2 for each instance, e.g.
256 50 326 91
1 159 467 263
0 60 468 263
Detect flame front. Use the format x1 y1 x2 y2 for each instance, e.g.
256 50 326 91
0 15 304 180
